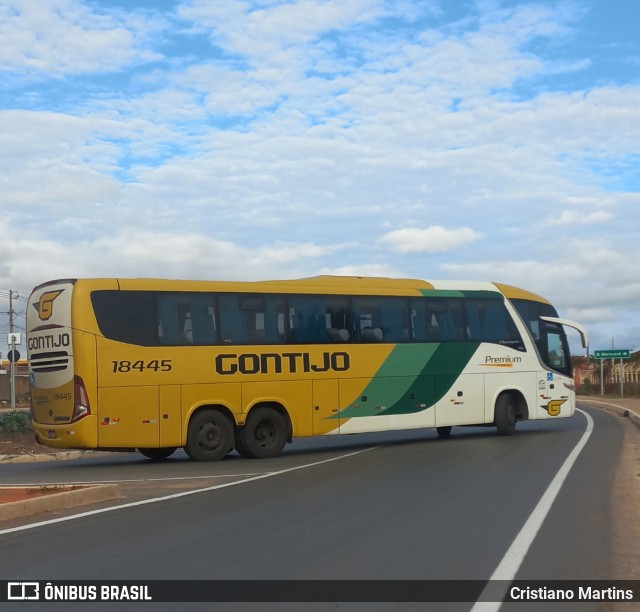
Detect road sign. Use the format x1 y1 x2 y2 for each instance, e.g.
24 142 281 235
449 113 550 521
7 349 20 363
594 349 630 359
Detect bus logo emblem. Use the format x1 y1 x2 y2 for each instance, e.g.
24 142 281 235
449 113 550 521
34 290 64 321
544 399 566 416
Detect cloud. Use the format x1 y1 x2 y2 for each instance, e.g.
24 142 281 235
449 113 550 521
177 0 381 63
319 263 405 278
548 210 612 225
0 219 343 292
0 0 163 75
380 226 482 253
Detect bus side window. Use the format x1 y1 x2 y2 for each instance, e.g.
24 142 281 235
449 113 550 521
157 295 182 345
448 300 465 340
189 295 217 344
92 291 158 345
353 297 382 342
288 296 328 343
326 298 351 342
288 296 350 343
426 299 449 341
547 331 566 368
239 296 267 344
464 298 524 350
219 295 246 344
353 297 409 342
410 299 428 341
242 295 285 344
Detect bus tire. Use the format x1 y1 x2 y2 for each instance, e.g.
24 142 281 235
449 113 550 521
185 409 233 461
234 428 254 458
495 394 517 436
137 447 177 460
436 426 452 439
239 407 287 459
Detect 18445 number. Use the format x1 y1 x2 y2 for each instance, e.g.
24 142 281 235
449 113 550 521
111 360 173 373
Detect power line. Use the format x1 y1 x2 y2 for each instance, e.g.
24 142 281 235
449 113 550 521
0 291 28 303
0 289 27 336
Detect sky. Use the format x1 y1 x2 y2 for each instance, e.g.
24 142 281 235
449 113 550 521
1 0 639 357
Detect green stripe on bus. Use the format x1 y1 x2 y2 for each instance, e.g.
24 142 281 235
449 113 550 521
335 342 480 418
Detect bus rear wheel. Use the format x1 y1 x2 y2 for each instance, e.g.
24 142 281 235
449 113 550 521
495 394 517 436
138 447 177 460
237 407 287 459
436 426 452 439
234 429 253 458
185 410 233 461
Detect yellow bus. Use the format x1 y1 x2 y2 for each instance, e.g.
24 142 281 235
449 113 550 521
26 276 587 461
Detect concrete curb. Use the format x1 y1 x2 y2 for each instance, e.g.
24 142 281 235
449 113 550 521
0 450 118 463
578 398 640 429
0 484 122 522
0 450 85 463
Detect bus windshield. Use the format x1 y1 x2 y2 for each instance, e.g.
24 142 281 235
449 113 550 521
509 298 572 377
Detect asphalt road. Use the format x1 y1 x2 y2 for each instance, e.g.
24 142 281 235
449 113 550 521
0 405 625 611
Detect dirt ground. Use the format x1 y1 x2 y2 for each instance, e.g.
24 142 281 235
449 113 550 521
0 430 58 456
0 485 83 503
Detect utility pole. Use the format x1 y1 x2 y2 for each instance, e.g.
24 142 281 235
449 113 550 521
8 289 15 334
7 290 19 412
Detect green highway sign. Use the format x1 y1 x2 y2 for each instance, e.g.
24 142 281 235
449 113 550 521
594 349 630 359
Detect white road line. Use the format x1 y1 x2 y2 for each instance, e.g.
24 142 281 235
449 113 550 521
3 473 266 487
0 445 384 536
471 408 595 611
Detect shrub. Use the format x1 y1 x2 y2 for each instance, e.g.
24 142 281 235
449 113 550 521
0 411 31 434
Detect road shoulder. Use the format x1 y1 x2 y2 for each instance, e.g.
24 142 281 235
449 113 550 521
578 397 640 585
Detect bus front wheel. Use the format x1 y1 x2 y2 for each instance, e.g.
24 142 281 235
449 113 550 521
238 407 287 459
495 394 517 436
185 410 233 461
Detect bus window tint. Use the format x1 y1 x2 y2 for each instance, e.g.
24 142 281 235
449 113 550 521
91 291 158 345
92 290 525 350
510 298 572 373
424 299 463 341
353 297 409 343
219 295 285 344
157 293 217 345
464 298 525 350
547 329 567 370
288 296 351 343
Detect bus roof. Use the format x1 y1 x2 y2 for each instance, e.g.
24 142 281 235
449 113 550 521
36 276 552 304
493 283 552 305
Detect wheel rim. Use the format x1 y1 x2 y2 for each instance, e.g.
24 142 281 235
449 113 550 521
254 420 276 449
198 422 223 451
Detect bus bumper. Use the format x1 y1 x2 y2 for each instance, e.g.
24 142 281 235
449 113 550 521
31 416 98 450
